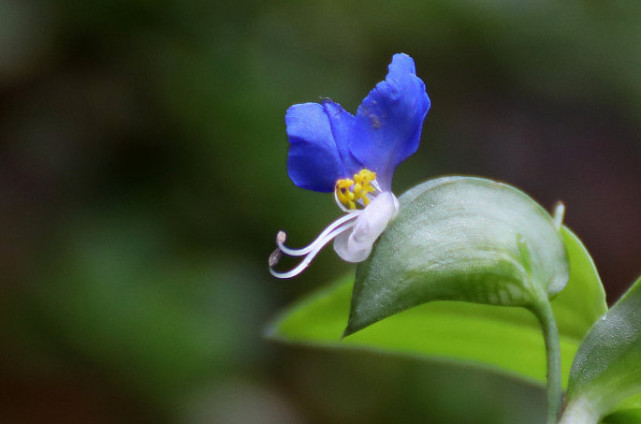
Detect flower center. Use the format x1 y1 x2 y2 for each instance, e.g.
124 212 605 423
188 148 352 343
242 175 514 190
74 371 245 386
335 169 378 210
270 169 394 279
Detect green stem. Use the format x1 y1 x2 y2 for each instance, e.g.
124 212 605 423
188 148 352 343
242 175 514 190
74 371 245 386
532 298 563 424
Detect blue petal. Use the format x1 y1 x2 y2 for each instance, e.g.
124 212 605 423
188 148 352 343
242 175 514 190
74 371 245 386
349 53 430 190
320 100 361 174
286 103 349 192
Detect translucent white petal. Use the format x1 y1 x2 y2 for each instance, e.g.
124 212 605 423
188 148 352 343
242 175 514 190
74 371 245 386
333 192 399 263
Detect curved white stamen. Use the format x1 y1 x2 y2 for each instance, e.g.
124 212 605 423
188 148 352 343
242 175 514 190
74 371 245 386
270 221 356 279
270 178 391 279
276 212 360 256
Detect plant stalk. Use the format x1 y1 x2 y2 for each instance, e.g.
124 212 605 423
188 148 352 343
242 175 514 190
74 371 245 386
532 298 563 424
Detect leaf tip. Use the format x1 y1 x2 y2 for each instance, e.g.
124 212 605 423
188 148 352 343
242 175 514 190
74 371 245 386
341 322 356 339
342 314 368 339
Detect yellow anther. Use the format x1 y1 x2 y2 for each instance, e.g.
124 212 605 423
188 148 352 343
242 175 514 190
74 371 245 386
354 169 376 185
335 178 356 209
334 169 377 210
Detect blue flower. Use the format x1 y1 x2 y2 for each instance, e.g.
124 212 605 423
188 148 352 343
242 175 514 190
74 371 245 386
270 53 430 278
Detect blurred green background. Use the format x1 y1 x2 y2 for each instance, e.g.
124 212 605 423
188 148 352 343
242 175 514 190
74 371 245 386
1 0 640 422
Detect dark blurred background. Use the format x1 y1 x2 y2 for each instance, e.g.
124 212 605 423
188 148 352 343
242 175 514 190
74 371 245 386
0 0 639 423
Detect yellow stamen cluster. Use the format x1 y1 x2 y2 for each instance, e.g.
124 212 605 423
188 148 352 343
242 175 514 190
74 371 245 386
335 169 377 210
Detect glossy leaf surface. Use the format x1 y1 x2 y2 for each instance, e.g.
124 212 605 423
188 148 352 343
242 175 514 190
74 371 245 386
603 396 641 423
561 276 641 424
346 177 569 335
602 409 641 424
267 225 605 385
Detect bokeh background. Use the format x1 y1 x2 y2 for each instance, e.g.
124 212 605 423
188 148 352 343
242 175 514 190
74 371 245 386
1 0 640 423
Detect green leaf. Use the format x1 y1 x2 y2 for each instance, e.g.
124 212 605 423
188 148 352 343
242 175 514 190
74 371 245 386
266 225 606 385
601 395 641 423
561 275 641 424
602 409 641 424
346 177 569 335
551 227 607 340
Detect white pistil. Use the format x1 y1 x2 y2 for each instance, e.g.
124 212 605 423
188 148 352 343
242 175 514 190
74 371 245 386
269 178 396 279
269 216 359 279
276 212 359 257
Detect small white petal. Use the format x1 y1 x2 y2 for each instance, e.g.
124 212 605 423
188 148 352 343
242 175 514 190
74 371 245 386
333 192 399 263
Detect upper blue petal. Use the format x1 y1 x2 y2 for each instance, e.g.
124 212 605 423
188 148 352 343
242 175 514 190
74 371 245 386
319 100 361 174
348 53 430 190
286 102 354 192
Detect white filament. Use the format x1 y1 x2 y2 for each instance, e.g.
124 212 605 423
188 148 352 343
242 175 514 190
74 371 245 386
270 219 357 279
276 212 359 256
270 191 399 278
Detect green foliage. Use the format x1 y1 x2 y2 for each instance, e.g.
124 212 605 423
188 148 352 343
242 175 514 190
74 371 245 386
561 275 641 424
602 409 641 424
266 222 605 386
603 395 641 424
346 177 569 335
3 0 641 421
